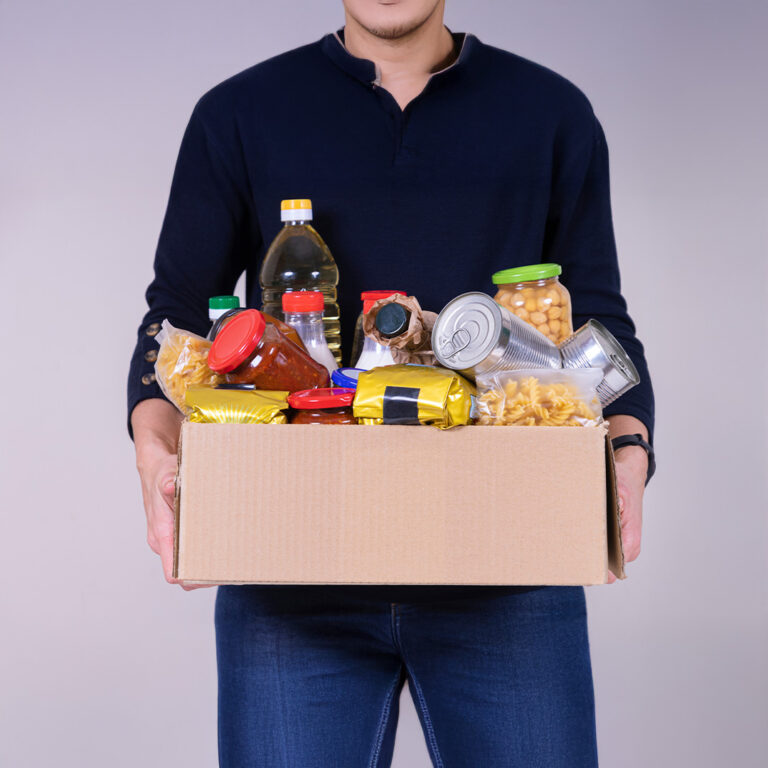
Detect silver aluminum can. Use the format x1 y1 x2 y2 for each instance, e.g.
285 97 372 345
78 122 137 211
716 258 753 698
432 292 562 378
560 319 640 406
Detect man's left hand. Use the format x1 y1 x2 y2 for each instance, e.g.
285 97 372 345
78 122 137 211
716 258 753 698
607 444 648 583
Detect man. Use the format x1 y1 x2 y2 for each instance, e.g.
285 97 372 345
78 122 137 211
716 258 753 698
129 1 654 765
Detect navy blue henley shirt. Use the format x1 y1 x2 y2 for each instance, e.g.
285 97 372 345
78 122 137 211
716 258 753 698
128 31 654 438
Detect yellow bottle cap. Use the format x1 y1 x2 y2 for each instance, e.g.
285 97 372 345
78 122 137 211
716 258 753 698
281 199 312 210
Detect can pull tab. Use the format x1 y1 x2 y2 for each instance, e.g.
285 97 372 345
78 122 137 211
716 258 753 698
610 353 629 376
439 328 472 358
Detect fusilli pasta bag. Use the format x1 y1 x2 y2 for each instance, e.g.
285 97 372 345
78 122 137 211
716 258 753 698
475 369 603 427
154 320 223 414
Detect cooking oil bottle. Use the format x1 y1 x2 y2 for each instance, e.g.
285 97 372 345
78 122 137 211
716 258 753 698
259 199 341 364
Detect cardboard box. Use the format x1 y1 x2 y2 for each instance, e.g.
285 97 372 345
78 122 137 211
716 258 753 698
173 423 624 586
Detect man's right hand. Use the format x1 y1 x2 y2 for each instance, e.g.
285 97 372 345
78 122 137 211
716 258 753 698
132 398 205 589
137 441 181 584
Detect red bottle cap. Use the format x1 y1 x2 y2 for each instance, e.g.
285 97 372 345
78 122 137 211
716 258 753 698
361 290 406 314
282 291 324 313
208 309 266 373
287 387 356 409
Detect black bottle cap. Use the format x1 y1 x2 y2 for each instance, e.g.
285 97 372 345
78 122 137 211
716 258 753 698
375 303 410 338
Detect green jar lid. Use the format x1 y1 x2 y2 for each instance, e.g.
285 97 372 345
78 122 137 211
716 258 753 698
209 295 241 310
491 263 562 284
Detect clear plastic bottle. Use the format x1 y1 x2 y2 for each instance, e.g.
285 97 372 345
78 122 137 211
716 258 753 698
349 290 406 365
282 291 338 375
259 199 341 364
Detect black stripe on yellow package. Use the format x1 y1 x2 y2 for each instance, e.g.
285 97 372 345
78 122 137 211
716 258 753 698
352 365 476 429
185 386 289 424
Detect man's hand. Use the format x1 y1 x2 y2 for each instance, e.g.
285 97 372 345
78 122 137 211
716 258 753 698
132 398 208 590
606 415 650 583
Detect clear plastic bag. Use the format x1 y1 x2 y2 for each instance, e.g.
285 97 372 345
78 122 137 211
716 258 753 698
475 368 603 427
154 320 223 414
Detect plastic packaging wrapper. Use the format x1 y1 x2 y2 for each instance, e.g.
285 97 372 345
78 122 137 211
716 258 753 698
353 364 476 429
475 369 603 427
155 320 223 414
363 295 438 365
185 386 288 424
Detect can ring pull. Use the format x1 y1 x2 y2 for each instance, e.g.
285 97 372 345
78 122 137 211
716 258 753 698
439 328 472 358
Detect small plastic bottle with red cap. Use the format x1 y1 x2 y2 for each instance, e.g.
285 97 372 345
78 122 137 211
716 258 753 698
351 290 406 370
208 309 329 391
282 291 338 375
288 388 357 424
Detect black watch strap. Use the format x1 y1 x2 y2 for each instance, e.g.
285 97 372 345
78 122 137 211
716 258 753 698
611 433 656 486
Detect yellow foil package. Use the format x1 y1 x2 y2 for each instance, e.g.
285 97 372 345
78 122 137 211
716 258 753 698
185 386 289 424
353 365 476 429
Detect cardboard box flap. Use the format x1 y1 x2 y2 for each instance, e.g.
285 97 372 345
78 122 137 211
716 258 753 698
605 434 626 579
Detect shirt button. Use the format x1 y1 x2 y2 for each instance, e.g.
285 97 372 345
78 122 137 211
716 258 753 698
145 323 161 337
141 373 156 385
144 349 158 363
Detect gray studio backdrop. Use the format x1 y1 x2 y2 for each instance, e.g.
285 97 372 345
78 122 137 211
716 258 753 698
1 1 766 766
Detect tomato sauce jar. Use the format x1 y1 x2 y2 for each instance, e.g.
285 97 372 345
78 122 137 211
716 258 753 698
287 388 358 424
208 309 329 391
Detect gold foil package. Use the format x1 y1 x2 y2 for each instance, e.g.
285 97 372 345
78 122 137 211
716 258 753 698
185 386 289 424
353 364 476 429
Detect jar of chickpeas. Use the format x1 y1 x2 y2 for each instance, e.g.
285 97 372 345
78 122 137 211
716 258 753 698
491 264 573 344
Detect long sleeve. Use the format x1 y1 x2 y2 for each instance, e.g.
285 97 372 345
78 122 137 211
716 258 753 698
126 103 258 437
543 112 655 440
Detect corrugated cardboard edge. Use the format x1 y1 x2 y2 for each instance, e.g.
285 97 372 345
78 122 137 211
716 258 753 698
172 427 184 579
605 434 626 579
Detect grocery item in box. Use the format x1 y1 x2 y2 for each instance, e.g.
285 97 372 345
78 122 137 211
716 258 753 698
353 364 475 429
475 369 602 427
350 290 407 366
208 309 329 391
363 294 438 366
432 292 562 379
288 387 357 424
492 263 573 343
155 320 223 414
259 198 342 363
185 385 289 424
282 291 338 375
559 319 640 406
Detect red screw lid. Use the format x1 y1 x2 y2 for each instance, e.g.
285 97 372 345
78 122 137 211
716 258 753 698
208 309 266 373
282 290 324 313
287 387 356 409
361 290 406 314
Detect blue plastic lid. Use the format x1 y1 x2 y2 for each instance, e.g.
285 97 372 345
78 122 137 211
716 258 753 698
332 367 365 389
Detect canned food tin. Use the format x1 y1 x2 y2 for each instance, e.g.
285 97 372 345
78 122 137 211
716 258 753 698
432 292 562 378
559 319 640 406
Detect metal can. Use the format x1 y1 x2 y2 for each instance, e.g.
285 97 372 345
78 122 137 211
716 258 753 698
432 292 562 378
560 319 640 406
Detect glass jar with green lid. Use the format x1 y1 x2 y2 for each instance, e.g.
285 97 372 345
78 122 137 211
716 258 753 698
491 263 573 344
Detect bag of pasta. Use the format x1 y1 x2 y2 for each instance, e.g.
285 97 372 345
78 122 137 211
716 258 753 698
155 320 223 414
353 364 475 429
475 369 603 427
185 386 289 424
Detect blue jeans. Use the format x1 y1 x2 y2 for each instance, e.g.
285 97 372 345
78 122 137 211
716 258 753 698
215 585 597 767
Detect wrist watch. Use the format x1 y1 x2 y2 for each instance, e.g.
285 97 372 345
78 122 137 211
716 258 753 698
611 433 656 486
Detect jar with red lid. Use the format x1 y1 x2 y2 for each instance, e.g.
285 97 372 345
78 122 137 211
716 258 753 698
208 309 329 391
287 388 358 424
